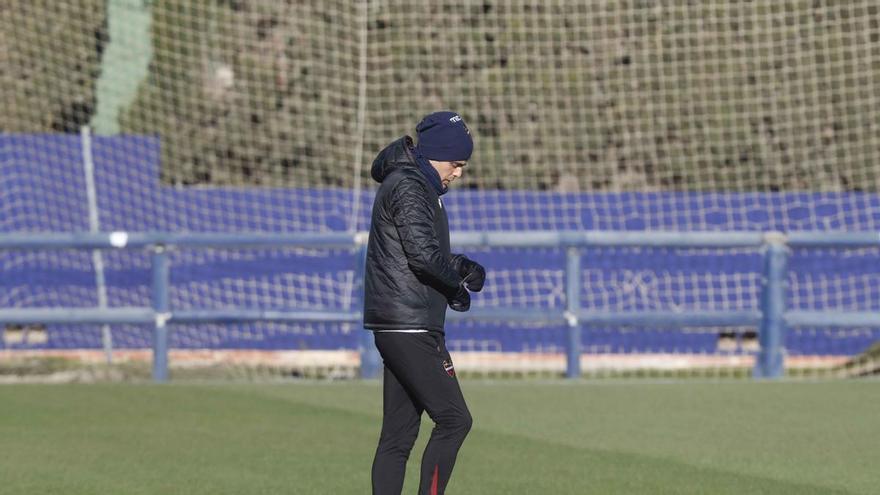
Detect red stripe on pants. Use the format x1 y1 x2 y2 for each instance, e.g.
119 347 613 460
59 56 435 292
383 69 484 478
431 464 439 495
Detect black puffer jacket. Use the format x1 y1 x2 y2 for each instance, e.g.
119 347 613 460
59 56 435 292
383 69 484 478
363 136 465 333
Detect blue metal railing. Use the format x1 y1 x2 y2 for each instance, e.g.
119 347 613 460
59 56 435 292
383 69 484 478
1 231 879 382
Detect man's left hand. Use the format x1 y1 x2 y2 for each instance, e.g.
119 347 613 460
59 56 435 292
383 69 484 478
448 284 471 312
459 258 485 292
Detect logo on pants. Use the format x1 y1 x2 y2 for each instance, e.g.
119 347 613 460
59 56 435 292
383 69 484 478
442 359 455 377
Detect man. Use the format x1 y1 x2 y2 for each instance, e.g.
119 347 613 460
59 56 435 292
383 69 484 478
363 111 486 495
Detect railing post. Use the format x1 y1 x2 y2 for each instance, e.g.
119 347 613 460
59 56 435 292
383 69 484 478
357 243 381 379
151 245 170 383
755 235 788 379
565 247 582 379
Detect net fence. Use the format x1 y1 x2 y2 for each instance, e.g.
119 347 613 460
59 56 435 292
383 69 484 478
1 0 879 378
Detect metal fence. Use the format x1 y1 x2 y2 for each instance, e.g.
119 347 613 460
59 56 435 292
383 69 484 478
2 230 879 382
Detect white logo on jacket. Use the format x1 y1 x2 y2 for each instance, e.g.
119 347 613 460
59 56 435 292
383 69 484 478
438 198 443 209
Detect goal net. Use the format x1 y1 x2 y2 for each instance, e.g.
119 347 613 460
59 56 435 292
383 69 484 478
2 0 879 378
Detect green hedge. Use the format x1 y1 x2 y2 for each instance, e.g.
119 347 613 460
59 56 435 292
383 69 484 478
1 0 107 132
5 1 879 191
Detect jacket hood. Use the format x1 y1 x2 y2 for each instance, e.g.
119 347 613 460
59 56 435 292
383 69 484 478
371 136 416 183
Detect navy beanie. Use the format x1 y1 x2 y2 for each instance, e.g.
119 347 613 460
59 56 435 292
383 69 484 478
415 111 474 162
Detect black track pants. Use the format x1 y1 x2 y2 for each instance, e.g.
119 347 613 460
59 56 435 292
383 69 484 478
371 331 472 495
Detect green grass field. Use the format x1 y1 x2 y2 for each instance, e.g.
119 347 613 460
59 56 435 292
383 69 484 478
1 381 877 494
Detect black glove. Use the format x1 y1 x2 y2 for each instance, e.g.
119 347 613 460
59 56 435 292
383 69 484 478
451 255 486 292
447 283 471 312
461 259 485 292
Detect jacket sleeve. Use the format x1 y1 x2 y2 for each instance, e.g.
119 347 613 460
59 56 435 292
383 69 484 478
389 177 462 297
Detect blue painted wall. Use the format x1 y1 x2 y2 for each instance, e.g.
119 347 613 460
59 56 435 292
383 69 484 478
2 135 879 356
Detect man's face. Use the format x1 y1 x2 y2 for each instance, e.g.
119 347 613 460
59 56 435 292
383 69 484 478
429 160 467 188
